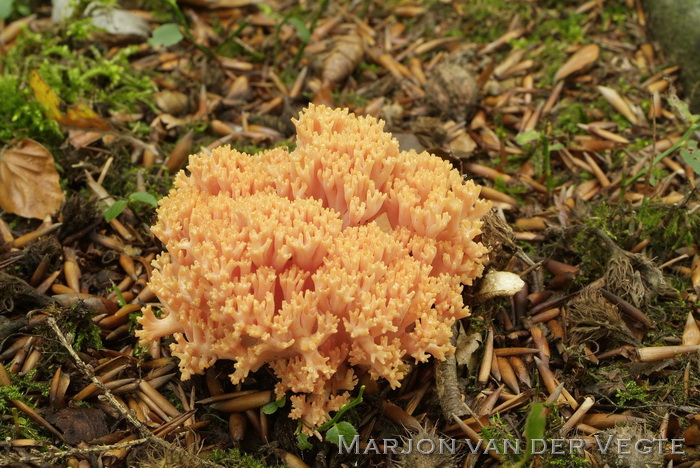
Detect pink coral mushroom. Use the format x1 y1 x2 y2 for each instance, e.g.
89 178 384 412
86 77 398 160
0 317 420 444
136 104 490 430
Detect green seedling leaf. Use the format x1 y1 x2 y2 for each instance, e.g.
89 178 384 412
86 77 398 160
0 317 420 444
257 3 275 18
296 431 312 450
515 129 541 146
261 402 278 414
288 17 310 43
549 142 564 151
0 0 13 20
668 91 699 125
681 140 700 175
149 23 183 47
129 191 158 208
326 421 358 446
111 284 127 307
262 397 286 415
522 402 547 464
316 385 365 432
104 200 127 222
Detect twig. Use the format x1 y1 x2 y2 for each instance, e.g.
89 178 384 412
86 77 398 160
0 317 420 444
435 324 469 419
44 315 222 468
0 438 149 465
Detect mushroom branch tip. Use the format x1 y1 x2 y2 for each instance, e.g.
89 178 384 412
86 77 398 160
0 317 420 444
136 104 491 430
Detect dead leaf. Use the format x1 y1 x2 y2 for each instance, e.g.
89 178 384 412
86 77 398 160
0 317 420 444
68 129 103 149
0 139 65 219
554 44 600 82
30 71 110 131
164 131 193 172
29 70 62 120
155 90 190 115
61 102 111 131
692 255 700 296
684 312 700 346
53 0 150 38
598 85 639 125
45 407 109 444
455 325 482 374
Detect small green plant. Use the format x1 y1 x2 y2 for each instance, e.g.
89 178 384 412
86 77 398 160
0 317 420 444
296 385 365 449
262 397 286 415
615 380 650 406
0 0 13 20
148 0 186 48
0 29 155 149
258 1 329 68
515 129 563 190
0 0 29 21
149 23 183 47
111 284 127 307
0 368 52 440
0 75 63 144
103 191 158 222
627 92 700 185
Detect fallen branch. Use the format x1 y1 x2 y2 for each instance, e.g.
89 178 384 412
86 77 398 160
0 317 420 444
44 314 221 468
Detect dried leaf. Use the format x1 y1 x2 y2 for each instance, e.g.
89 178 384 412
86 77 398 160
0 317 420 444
455 326 482 373
164 131 193 172
155 90 189 115
598 85 638 125
693 255 700 296
88 5 151 38
30 70 110 131
0 139 65 219
683 312 700 346
554 44 599 82
45 408 109 444
322 35 364 84
61 103 111 131
29 70 62 120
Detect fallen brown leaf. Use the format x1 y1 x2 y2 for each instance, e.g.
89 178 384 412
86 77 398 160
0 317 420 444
598 85 639 125
0 139 65 219
554 44 600 82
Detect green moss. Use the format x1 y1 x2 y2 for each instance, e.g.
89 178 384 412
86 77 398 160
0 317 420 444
337 91 369 108
207 448 283 468
540 452 591 467
616 380 650 406
538 12 587 43
461 0 533 43
553 101 589 136
39 304 103 355
0 28 155 147
493 176 528 202
0 74 63 144
0 367 52 440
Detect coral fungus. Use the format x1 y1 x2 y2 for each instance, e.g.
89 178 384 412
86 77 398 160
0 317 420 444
137 105 490 430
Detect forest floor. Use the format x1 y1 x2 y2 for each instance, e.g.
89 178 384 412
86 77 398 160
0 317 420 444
1 0 700 467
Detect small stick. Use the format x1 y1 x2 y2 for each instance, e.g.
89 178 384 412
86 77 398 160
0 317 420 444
44 315 220 467
477 327 494 385
560 397 595 435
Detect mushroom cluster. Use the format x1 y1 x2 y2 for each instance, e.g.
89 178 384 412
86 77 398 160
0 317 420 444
136 105 490 429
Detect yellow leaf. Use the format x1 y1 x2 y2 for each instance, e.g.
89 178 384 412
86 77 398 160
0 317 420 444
61 103 111 131
29 70 63 121
0 139 65 219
